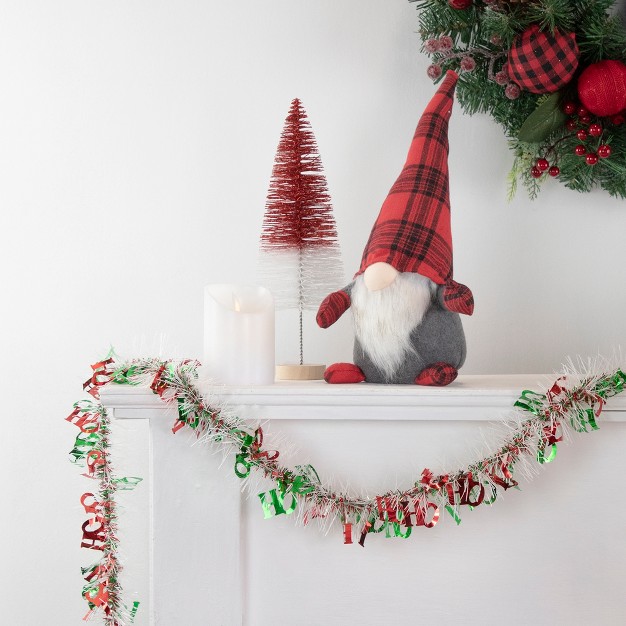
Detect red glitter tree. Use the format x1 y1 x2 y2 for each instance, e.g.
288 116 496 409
258 98 343 365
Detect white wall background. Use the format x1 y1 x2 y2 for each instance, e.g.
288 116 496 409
1 1 624 624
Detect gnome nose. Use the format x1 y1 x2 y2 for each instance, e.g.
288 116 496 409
363 262 399 292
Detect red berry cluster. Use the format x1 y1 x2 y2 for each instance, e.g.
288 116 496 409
530 158 559 179
490 63 521 100
562 101 613 166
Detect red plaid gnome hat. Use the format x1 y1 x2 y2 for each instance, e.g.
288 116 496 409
355 70 473 314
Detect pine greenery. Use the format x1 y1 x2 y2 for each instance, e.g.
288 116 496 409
409 0 626 199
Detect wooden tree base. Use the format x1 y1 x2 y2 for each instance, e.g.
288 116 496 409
275 364 326 381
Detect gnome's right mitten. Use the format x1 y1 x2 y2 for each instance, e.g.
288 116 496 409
316 289 351 328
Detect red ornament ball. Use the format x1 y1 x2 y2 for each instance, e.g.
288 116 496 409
577 105 588 118
588 123 602 137
579 115 592 124
578 60 626 117
530 166 543 179
565 119 578 131
508 25 579 94
575 144 587 156
598 144 612 158
548 166 560 177
576 129 588 141
563 101 576 115
536 158 549 171
586 153 599 166
449 0 472 8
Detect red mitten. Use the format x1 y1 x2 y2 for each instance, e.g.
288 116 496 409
324 363 366 384
316 290 351 328
442 280 474 316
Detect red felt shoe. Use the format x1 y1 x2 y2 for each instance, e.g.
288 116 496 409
415 362 458 386
324 363 366 384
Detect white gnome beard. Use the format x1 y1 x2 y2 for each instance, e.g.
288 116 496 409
351 272 435 381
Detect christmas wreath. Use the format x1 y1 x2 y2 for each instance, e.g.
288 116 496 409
410 0 626 199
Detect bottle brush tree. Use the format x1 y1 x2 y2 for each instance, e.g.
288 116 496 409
258 98 344 366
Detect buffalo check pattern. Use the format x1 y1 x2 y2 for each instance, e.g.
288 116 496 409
415 362 458 386
443 280 474 316
357 71 457 286
508 25 579 94
354 71 473 315
316 290 351 328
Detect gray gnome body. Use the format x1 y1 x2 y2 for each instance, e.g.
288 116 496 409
350 283 466 384
321 281 466 384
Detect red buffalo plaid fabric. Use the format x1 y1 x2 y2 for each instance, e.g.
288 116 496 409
508 25 579 95
415 362 458 386
316 290 350 328
357 71 463 290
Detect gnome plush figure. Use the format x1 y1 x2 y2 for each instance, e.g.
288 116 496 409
316 71 473 386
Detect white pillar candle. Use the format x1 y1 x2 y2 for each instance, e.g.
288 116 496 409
203 284 275 386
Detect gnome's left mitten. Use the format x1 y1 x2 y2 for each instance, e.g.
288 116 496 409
440 280 474 316
316 289 351 328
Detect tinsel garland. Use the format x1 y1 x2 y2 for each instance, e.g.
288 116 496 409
68 355 625 622
67 357 142 625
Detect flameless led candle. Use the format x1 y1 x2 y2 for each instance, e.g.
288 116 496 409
203 284 275 385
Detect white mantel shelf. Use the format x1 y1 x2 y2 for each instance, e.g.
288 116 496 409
100 374 626 422
99 374 626 626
